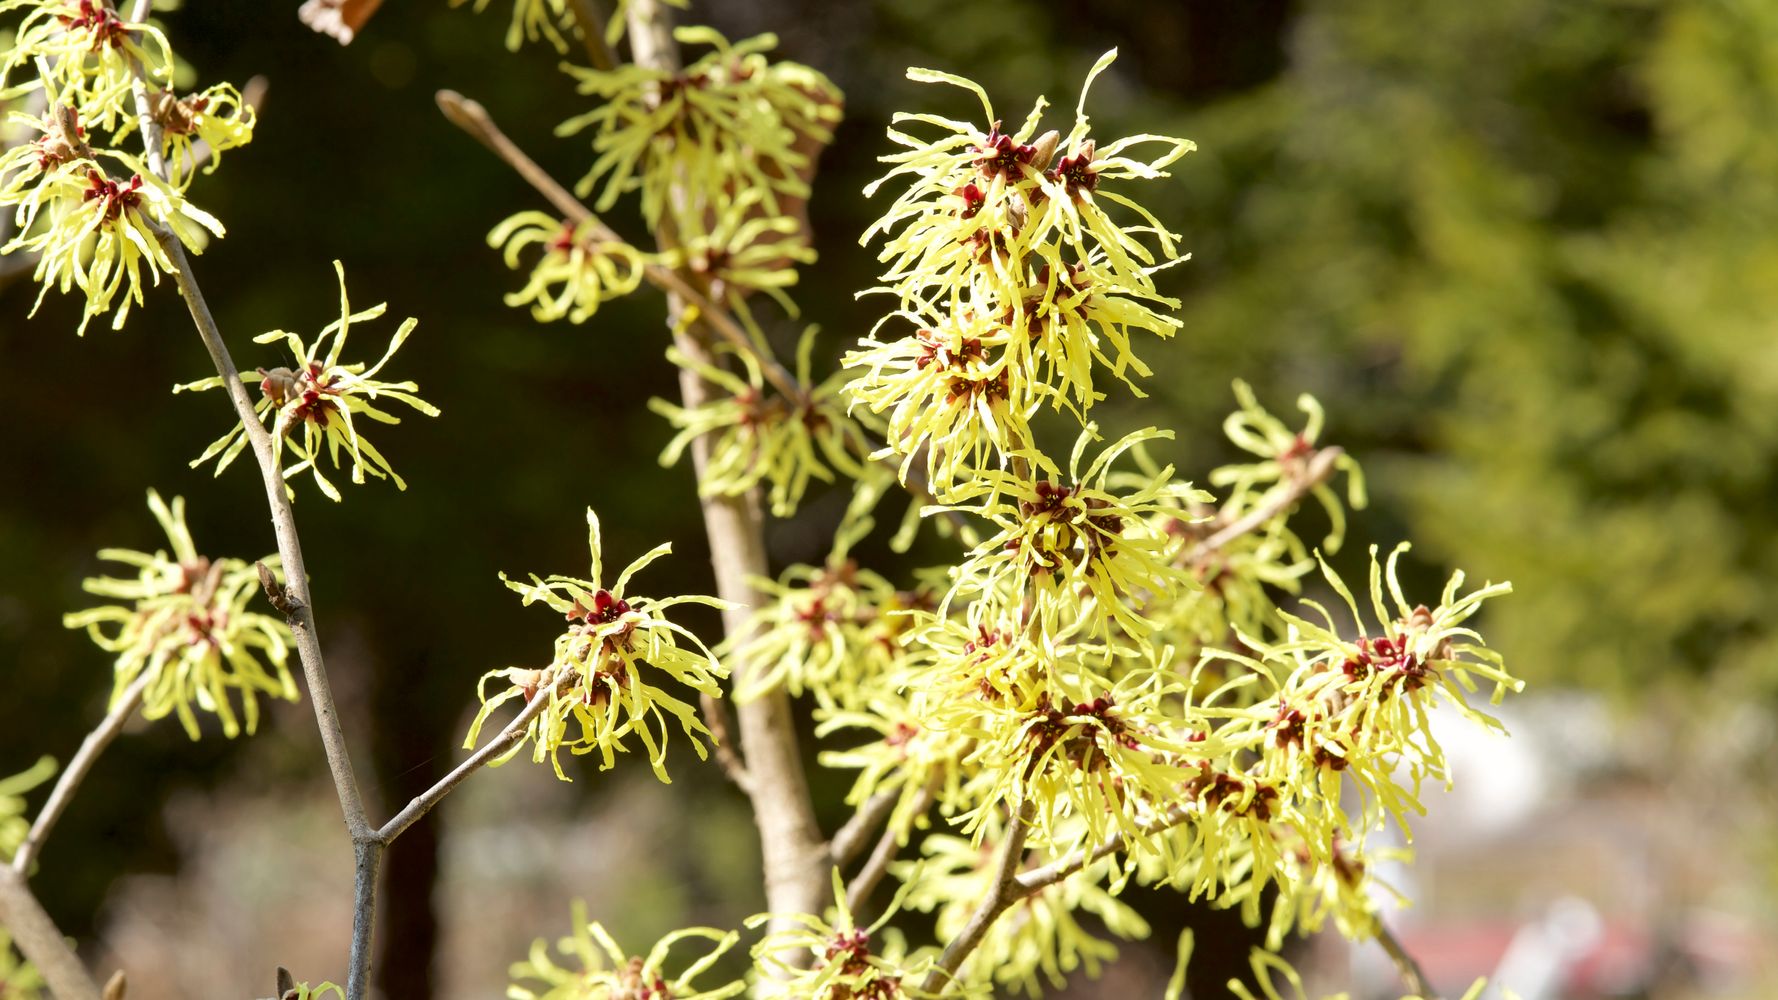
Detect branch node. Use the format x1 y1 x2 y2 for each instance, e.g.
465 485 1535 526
256 560 298 617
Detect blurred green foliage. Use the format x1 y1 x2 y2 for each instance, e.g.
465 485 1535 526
1153 0 1778 697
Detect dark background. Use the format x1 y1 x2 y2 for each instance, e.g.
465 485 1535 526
4 0 1775 997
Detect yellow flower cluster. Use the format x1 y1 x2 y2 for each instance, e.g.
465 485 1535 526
62 490 295 739
800 51 1520 983
178 262 440 501
466 509 730 782
0 0 253 332
508 901 744 1000
847 51 1194 489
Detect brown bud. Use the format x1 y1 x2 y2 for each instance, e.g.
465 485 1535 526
1029 129 1061 171
297 0 385 44
258 366 301 406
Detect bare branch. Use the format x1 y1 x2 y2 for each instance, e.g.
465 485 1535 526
131 97 373 848
119 16 379 995
1013 805 1192 897
1374 919 1438 999
1190 447 1345 558
699 691 754 794
921 801 1033 992
11 671 150 874
0 864 101 1000
843 782 935 914
376 681 561 843
829 789 900 868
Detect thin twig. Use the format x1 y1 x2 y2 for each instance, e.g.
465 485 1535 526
11 671 150 874
377 680 561 842
829 789 900 868
1374 919 1438 999
843 782 934 914
119 14 379 995
432 90 806 404
433 91 968 531
1190 447 1344 558
921 800 1033 992
699 691 754 793
563 0 616 70
0 864 101 1000
1012 804 1192 897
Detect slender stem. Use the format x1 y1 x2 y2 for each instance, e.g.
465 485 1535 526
843 782 934 914
11 672 150 875
0 864 101 1000
1374 919 1438 999
921 801 1033 992
1190 447 1344 558
377 684 559 842
153 204 372 841
699 691 754 793
829 789 900 868
119 17 382 995
1013 804 1192 897
345 838 383 997
563 0 616 70
434 90 805 403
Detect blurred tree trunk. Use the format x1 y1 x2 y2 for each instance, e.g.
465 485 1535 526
368 650 448 1000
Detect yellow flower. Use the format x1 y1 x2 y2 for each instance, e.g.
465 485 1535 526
10 149 223 335
178 261 440 501
62 490 296 739
465 508 730 782
653 329 870 518
450 0 571 53
506 901 745 1000
0 0 174 132
1212 380 1366 553
844 310 1032 494
137 82 258 190
666 185 815 318
748 869 980 1000
487 210 650 324
0 756 57 862
0 102 93 244
939 425 1208 642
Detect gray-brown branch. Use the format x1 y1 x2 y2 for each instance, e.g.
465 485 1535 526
920 801 1033 993
11 671 150 874
0 864 101 1000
